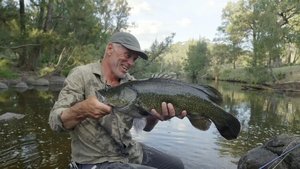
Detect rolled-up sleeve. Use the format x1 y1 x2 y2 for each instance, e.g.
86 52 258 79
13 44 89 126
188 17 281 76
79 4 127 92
48 67 85 132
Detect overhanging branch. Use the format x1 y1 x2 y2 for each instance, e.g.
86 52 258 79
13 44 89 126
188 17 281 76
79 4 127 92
0 44 41 50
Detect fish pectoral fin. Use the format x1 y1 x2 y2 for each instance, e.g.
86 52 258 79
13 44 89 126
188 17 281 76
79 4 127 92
188 115 212 131
134 102 151 116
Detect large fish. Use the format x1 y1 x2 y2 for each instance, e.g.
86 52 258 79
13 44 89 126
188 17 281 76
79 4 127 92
96 78 241 140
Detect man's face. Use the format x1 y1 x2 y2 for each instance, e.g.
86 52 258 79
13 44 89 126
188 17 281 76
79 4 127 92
109 43 139 78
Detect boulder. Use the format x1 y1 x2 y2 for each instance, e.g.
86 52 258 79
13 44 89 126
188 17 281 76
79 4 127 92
1 79 22 86
14 82 28 88
0 82 8 89
48 75 65 86
26 76 49 86
238 134 300 169
0 112 25 122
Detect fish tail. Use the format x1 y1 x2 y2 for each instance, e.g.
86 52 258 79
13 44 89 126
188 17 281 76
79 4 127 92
211 110 241 140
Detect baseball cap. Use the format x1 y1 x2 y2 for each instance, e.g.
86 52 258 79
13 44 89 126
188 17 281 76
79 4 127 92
109 32 148 60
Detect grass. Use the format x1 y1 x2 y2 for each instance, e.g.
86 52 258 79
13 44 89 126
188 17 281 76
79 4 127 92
214 65 300 84
0 59 18 79
0 68 18 79
273 65 300 83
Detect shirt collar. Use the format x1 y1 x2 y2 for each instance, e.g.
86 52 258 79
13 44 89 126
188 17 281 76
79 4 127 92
91 60 102 76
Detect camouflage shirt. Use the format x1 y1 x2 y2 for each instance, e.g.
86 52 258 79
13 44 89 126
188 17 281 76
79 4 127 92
48 61 143 164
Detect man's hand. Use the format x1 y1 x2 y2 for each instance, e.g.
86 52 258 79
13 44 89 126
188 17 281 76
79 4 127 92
143 102 187 131
61 96 112 129
151 102 187 121
77 96 112 119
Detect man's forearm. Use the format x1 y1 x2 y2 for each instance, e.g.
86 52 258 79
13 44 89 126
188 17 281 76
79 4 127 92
60 102 86 130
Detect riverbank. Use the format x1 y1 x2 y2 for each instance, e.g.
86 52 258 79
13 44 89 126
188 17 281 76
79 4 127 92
0 70 65 90
1 65 300 92
214 65 300 84
207 65 300 93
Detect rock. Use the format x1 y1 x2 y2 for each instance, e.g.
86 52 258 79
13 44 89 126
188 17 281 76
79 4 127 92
2 79 22 86
14 82 28 88
0 82 8 89
48 75 65 86
0 112 25 122
238 147 288 169
238 134 300 169
31 78 49 86
26 76 49 86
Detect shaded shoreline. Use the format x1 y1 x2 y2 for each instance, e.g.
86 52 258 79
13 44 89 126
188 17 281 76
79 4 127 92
1 73 300 94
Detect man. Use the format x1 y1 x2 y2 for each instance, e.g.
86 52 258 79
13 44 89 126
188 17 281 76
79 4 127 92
49 32 187 169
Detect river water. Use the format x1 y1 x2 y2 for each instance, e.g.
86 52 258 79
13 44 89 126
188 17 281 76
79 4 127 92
0 81 299 169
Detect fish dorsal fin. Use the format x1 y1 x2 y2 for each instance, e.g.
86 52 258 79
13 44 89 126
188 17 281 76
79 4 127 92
193 84 223 104
145 77 223 105
150 72 177 80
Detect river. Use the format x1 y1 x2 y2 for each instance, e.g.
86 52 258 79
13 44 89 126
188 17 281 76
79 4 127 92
0 81 299 169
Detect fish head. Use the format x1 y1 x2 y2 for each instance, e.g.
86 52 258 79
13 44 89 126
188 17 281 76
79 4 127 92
97 86 137 109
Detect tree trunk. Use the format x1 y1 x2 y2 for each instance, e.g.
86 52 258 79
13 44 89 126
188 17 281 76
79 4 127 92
18 0 27 67
19 0 25 34
44 0 53 32
233 60 236 69
252 30 258 67
37 0 45 29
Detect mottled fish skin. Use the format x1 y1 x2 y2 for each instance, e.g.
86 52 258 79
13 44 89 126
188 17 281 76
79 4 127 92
97 78 241 140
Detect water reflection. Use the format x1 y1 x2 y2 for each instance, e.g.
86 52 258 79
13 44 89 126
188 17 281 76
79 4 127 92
0 82 299 169
0 133 41 168
212 82 300 160
0 89 70 169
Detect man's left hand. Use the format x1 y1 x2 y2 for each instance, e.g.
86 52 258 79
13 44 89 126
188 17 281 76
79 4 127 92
151 102 187 121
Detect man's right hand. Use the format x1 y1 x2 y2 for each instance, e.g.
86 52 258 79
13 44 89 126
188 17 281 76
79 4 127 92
78 96 112 119
60 96 112 129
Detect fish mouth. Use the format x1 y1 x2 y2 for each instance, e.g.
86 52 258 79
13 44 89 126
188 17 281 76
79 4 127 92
96 92 106 103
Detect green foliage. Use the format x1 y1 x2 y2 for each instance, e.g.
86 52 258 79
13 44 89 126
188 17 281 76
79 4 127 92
215 66 271 84
245 67 273 84
0 0 19 43
68 44 102 66
0 69 18 79
184 39 210 81
275 72 286 81
0 59 18 79
219 0 300 68
159 41 196 76
130 34 175 78
219 68 248 82
0 0 131 72
38 44 103 76
39 66 55 77
272 65 300 82
209 43 231 79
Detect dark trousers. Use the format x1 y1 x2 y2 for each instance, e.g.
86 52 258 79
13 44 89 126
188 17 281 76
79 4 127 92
75 144 184 169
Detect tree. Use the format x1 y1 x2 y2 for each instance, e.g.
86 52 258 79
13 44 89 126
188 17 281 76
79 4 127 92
218 0 300 83
184 39 210 82
219 0 300 68
209 43 230 80
0 0 20 53
130 33 175 78
0 0 132 72
159 40 195 77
